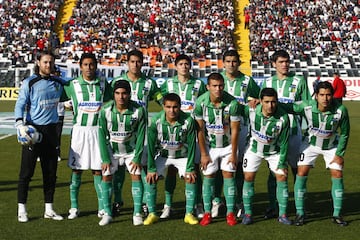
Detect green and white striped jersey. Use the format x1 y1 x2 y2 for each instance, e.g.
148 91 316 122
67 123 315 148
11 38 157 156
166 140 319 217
98 100 146 164
147 111 196 173
221 71 260 105
63 76 112 126
160 75 206 113
245 104 290 169
111 73 162 110
262 73 311 134
194 91 242 148
284 100 350 157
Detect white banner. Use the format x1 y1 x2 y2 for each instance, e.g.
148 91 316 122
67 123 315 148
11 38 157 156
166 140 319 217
307 77 360 101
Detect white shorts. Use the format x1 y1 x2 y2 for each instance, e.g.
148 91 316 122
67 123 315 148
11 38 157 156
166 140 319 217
298 141 343 171
155 156 188 178
112 153 141 175
243 150 287 176
202 144 237 175
287 132 302 168
68 126 102 170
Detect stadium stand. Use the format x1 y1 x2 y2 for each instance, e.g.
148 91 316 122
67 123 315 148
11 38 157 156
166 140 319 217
0 0 358 86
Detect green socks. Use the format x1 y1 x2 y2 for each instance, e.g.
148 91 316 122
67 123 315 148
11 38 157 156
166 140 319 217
69 172 82 209
242 180 254 215
294 175 307 216
223 177 236 214
203 177 215 213
276 180 289 216
165 174 176 207
132 180 143 215
331 177 344 217
146 183 157 214
94 175 103 211
113 166 126 204
185 183 196 214
101 180 112 216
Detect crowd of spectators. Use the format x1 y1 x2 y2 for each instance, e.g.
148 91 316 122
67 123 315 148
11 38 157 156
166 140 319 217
0 0 359 68
0 0 62 65
60 0 235 65
248 0 360 64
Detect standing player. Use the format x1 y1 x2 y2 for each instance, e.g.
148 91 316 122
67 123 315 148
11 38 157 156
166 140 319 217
194 73 241 226
111 49 162 216
98 80 146 226
220 49 260 218
15 50 65 222
282 81 350 226
241 88 292 225
160 54 207 219
261 50 311 219
144 93 198 225
63 53 113 222
332 72 346 104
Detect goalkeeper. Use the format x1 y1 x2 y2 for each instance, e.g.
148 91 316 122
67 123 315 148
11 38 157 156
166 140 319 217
14 50 66 223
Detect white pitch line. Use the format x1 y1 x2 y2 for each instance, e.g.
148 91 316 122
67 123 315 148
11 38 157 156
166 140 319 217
0 134 12 140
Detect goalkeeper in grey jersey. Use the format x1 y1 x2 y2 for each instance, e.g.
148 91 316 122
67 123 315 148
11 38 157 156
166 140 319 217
282 81 350 226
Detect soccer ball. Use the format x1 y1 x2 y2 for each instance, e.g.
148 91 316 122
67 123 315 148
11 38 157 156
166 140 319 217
25 125 43 145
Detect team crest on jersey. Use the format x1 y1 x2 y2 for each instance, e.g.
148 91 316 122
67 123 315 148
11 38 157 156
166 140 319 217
78 101 102 113
289 84 297 93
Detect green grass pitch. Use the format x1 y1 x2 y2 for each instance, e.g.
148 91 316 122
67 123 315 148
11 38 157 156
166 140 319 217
0 101 359 239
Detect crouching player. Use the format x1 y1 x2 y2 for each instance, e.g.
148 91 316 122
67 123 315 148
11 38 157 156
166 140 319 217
241 88 292 225
282 81 350 226
98 80 146 226
144 93 198 225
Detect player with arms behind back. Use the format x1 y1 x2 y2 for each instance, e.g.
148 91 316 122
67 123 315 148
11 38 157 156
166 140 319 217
63 53 113 225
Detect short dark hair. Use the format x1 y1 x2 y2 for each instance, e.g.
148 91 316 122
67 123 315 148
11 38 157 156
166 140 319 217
113 80 131 94
175 54 191 66
271 50 290 62
127 49 143 62
207 72 224 84
163 93 181 106
80 53 97 66
223 49 240 62
315 81 334 95
260 88 278 100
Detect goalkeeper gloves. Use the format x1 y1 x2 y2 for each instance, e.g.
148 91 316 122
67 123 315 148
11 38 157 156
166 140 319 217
15 120 31 145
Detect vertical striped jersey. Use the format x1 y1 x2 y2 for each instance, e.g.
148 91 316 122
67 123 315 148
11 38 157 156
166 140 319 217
160 75 207 113
262 73 311 134
147 111 196 173
63 76 112 127
111 73 162 110
194 91 242 148
221 71 260 105
286 100 350 157
98 100 146 164
245 104 290 169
